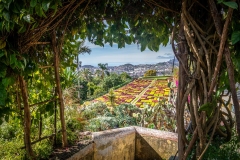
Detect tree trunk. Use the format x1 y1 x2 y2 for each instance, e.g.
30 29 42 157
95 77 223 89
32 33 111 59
38 112 42 139
209 0 240 137
19 76 35 159
52 31 68 147
54 87 57 146
225 49 240 137
176 16 188 160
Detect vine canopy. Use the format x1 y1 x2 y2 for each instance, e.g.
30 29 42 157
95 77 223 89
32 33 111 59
1 0 240 159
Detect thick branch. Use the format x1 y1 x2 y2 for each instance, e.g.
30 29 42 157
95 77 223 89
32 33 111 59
225 48 240 137
27 42 50 45
183 128 198 160
29 98 57 107
198 104 220 160
208 0 234 98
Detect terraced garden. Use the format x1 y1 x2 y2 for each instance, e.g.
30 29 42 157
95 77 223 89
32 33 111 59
134 80 171 108
92 77 173 108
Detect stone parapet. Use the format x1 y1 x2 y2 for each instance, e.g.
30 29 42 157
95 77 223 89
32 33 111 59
67 126 178 160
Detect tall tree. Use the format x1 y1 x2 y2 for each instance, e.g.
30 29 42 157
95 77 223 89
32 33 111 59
81 68 92 81
98 63 108 79
19 76 35 158
51 30 68 147
95 69 102 78
144 70 157 77
108 88 116 108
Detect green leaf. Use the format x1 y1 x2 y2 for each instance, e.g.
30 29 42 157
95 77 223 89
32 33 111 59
140 43 147 52
0 4 4 11
18 25 26 33
36 112 40 120
199 101 217 117
0 85 7 106
30 0 37 7
42 0 51 11
16 61 25 70
231 31 240 45
222 1 238 9
35 5 42 17
0 39 6 49
31 22 39 30
216 85 227 98
217 0 224 3
3 11 10 21
134 20 139 26
22 57 27 67
41 7 47 18
2 77 12 87
12 3 20 13
10 54 17 65
152 44 159 52
50 3 58 16
23 14 31 23
0 65 7 78
125 36 132 45
3 0 11 10
5 21 10 32
0 50 5 58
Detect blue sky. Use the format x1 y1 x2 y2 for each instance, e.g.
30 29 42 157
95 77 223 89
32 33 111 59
79 41 174 67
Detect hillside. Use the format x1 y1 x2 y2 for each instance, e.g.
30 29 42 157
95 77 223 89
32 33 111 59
82 59 178 78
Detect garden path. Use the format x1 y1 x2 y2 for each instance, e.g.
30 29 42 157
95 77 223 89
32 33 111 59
131 80 156 105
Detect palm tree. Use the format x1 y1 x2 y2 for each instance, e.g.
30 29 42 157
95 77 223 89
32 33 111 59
95 69 102 78
108 88 116 107
98 63 108 79
81 68 92 81
108 88 116 114
62 68 80 89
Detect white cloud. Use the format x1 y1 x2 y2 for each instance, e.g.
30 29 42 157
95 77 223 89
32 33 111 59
156 55 174 59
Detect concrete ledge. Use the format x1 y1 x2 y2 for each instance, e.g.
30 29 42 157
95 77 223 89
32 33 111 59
67 143 94 160
134 127 178 160
67 126 178 160
134 126 178 142
93 127 136 160
92 126 136 140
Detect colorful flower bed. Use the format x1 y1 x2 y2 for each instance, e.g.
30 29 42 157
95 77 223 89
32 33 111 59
93 79 152 105
93 78 172 108
135 79 171 108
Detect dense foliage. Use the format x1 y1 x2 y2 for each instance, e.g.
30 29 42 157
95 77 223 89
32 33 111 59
80 101 176 132
144 69 157 77
84 71 132 101
0 104 82 159
1 0 240 159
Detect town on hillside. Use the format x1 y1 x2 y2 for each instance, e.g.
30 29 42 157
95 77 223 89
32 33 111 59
81 59 179 78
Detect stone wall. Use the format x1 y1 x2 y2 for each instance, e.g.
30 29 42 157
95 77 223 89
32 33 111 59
67 126 178 160
135 127 178 160
93 127 136 160
67 143 94 160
